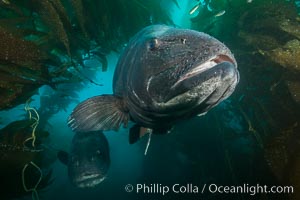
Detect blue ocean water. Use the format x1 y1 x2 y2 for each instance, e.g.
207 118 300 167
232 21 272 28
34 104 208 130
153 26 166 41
0 0 299 200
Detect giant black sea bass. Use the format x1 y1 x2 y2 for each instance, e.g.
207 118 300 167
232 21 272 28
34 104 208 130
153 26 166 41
68 25 239 142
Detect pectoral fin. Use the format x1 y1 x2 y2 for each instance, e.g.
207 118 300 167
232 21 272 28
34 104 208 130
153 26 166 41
68 95 129 132
129 124 152 144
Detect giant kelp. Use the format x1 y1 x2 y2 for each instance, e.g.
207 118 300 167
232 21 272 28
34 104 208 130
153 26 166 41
228 0 300 109
0 100 58 200
191 0 300 136
0 0 176 110
0 118 56 200
190 1 300 199
0 26 50 110
37 84 81 130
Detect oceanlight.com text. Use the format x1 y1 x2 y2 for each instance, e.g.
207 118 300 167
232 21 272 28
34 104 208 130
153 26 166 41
124 183 294 196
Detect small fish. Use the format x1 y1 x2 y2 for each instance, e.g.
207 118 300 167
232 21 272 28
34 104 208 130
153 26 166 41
189 3 200 15
207 4 213 12
258 49 265 56
247 0 253 3
215 10 226 17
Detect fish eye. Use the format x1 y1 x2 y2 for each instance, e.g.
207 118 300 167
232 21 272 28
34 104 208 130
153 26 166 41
180 38 186 44
96 150 102 156
148 38 159 50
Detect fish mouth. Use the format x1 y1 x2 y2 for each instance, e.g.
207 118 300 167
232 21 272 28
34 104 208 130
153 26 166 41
161 53 238 107
172 54 236 89
75 173 106 188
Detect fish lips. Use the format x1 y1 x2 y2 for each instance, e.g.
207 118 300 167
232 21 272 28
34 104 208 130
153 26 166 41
70 164 108 188
166 54 239 102
73 172 106 188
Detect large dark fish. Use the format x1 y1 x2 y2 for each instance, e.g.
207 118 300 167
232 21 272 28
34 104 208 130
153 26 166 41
68 25 239 141
58 131 110 188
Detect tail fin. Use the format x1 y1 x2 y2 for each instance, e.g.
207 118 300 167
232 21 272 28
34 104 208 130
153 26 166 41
68 95 129 132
